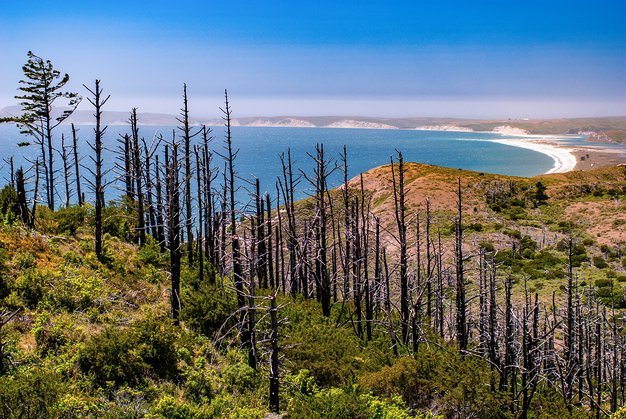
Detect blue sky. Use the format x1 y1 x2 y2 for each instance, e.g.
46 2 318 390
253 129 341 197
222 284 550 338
1 1 625 118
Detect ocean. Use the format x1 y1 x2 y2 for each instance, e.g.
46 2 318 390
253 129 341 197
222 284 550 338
0 124 588 206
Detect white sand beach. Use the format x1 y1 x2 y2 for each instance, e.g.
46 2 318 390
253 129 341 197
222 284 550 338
490 138 578 174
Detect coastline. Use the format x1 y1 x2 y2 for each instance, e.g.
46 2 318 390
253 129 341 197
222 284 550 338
489 138 578 174
490 136 626 174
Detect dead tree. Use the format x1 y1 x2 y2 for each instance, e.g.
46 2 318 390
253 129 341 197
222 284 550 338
15 168 29 225
279 150 298 296
178 84 198 265
130 109 146 246
194 144 204 283
219 90 250 354
71 123 83 206
266 193 275 289
59 133 71 207
255 178 268 289
165 139 182 324
391 152 409 344
155 153 166 248
84 80 110 261
341 146 351 300
455 177 467 352
269 293 280 413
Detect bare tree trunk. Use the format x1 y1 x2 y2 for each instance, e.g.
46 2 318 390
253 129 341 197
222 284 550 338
71 123 82 206
60 134 71 207
15 168 29 225
178 84 195 266
455 177 467 352
166 141 182 325
269 293 280 413
391 152 409 344
130 108 145 246
266 193 275 289
84 80 110 261
195 145 204 283
155 154 166 249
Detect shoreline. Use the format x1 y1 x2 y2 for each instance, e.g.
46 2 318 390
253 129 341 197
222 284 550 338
489 138 579 174
490 136 626 174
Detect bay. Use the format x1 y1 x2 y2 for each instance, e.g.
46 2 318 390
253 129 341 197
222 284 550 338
0 124 570 207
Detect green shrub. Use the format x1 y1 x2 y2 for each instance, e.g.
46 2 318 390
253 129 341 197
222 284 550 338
286 385 414 419
51 269 105 312
283 301 367 387
467 223 483 232
78 315 180 388
13 250 35 270
138 235 164 266
593 256 608 269
99 201 136 241
222 351 260 394
181 268 236 338
33 313 69 356
0 367 67 418
479 241 495 253
78 326 147 387
12 268 47 308
151 395 197 419
52 205 87 235
134 314 179 381
0 186 18 222
534 181 549 204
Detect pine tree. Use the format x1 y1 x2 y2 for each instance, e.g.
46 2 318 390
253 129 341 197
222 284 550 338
1 52 81 210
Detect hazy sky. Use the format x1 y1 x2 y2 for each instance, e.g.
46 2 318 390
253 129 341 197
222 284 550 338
1 1 625 118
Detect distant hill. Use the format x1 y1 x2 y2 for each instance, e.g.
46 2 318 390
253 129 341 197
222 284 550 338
2 105 626 135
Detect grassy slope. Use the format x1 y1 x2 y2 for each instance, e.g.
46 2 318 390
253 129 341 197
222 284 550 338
351 163 626 305
1 163 625 417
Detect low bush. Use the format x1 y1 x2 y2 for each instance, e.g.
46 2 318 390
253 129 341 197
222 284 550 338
78 315 180 387
0 367 67 418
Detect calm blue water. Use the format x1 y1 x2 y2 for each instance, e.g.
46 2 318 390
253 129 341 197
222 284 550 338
0 124 599 207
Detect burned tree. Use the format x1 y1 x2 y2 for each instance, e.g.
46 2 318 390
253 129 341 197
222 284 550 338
84 80 110 261
71 124 83 206
165 138 182 324
391 152 409 344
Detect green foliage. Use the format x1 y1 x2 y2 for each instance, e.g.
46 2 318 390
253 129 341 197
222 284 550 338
78 325 146 387
151 395 203 419
0 366 67 418
139 235 165 266
100 200 136 241
50 268 105 312
51 205 87 235
33 312 69 356
0 186 18 223
534 181 549 204
286 384 416 419
282 300 371 387
361 349 508 417
222 358 260 394
11 267 47 308
593 255 608 269
181 267 236 338
78 315 179 387
134 314 180 380
613 404 626 418
596 278 613 288
479 241 495 253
